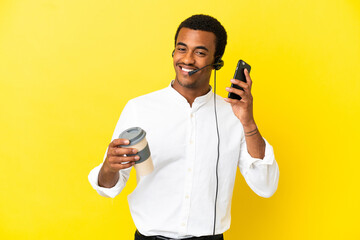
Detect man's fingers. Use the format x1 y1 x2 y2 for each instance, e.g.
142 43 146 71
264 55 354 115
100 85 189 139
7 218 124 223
226 86 245 98
230 79 248 90
110 162 135 170
112 147 138 156
224 97 242 105
108 155 139 164
110 138 130 147
244 69 252 89
225 85 253 103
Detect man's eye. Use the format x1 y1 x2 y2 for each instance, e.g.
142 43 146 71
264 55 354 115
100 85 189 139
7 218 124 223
177 48 186 52
196 51 206 56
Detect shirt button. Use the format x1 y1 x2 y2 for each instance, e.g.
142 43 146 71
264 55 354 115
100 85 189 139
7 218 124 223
188 168 192 172
190 113 193 118
181 222 186 227
185 195 189 199
190 140 193 144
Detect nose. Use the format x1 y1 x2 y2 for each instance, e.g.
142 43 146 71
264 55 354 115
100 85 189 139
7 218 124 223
182 51 195 65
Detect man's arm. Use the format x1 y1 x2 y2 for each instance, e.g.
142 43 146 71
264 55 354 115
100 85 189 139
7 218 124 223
242 122 265 159
88 100 139 197
224 68 265 159
98 138 139 188
225 69 279 197
239 138 279 198
98 164 120 188
88 138 138 198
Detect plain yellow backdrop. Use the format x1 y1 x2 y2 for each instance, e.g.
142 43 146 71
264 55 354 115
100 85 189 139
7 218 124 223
1 0 359 239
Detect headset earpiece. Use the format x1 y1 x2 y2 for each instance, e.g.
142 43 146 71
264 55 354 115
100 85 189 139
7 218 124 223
172 50 175 57
213 57 224 70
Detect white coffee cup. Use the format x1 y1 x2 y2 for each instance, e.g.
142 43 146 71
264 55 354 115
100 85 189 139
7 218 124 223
119 127 154 180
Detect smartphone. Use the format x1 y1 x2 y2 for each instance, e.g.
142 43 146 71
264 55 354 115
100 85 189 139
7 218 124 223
228 60 251 100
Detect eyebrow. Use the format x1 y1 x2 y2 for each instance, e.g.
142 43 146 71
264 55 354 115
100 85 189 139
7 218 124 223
177 42 209 52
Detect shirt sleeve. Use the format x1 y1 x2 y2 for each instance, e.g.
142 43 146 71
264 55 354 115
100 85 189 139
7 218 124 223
88 100 137 198
238 138 280 198
88 162 132 198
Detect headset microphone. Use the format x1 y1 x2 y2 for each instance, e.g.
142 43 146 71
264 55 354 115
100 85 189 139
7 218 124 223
188 59 224 76
172 50 224 76
188 64 213 76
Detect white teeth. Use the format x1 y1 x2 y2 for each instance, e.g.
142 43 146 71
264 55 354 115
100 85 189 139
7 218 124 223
181 68 193 72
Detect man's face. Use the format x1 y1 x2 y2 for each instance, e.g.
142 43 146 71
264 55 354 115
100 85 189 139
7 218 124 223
173 27 216 89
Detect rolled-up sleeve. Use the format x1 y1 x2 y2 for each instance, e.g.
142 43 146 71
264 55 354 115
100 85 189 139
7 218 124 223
88 163 131 198
88 100 136 198
238 138 279 198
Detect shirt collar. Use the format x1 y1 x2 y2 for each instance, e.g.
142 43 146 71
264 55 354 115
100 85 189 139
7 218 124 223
167 80 214 110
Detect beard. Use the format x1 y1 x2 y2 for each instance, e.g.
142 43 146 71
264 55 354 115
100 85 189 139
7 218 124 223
175 77 198 89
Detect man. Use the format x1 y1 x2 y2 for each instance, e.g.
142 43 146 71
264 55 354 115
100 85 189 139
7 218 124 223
89 14 279 240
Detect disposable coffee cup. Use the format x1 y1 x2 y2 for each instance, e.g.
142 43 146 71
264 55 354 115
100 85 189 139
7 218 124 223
119 127 153 180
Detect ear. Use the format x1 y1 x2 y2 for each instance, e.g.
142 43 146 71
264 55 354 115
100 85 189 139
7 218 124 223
172 50 175 57
213 56 224 70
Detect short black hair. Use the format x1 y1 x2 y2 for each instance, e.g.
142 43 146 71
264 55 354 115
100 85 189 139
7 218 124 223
174 14 227 59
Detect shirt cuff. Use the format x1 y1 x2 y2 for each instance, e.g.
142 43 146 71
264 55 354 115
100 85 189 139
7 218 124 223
240 138 275 170
88 164 124 198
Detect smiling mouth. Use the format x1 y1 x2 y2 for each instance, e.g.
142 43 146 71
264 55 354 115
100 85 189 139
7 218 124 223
179 66 197 73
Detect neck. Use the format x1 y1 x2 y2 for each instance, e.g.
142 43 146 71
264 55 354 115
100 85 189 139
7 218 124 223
172 80 210 107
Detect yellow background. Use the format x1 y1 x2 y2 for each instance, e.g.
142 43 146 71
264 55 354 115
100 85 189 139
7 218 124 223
1 0 359 239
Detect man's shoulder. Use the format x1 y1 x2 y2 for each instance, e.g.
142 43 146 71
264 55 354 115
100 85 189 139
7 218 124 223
127 86 170 105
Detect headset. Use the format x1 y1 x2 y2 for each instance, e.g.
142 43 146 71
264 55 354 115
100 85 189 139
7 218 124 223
172 50 224 72
172 50 222 235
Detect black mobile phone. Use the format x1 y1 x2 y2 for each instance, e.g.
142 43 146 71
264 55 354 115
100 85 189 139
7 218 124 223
228 60 251 100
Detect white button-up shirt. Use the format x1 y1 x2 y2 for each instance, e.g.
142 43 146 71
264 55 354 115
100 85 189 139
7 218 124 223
88 83 279 238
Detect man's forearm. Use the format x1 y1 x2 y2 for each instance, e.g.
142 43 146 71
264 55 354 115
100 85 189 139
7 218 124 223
243 122 266 159
98 163 120 188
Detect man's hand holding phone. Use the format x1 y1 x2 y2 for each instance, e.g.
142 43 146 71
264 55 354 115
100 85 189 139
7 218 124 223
225 60 255 128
